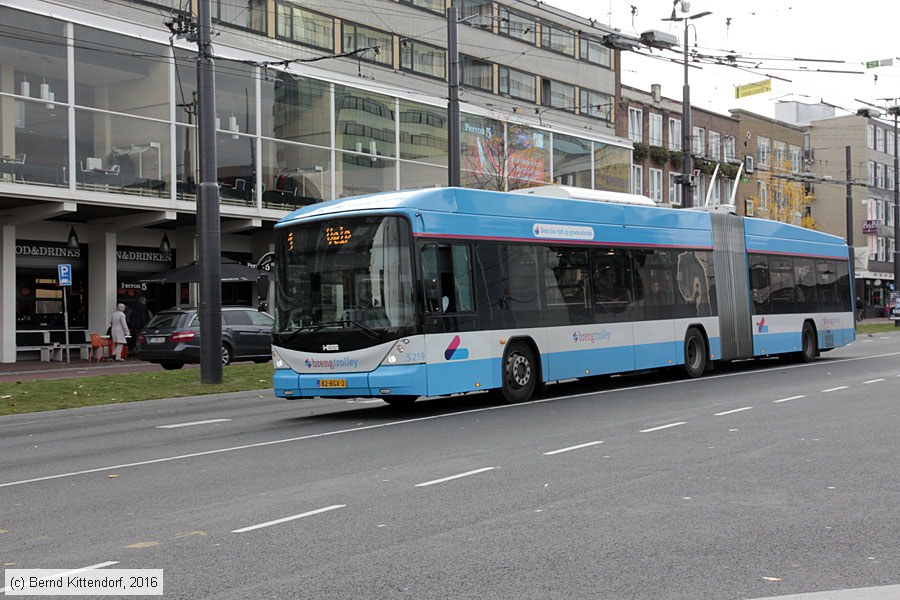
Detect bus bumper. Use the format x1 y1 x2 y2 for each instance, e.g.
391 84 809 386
275 364 427 400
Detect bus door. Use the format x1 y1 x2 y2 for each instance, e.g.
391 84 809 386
589 248 636 375
420 243 493 396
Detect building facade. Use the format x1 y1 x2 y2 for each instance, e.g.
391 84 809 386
806 113 896 314
617 84 740 208
0 0 640 362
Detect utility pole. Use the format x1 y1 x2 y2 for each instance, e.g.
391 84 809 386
891 107 900 326
846 145 856 316
197 0 223 383
447 5 461 187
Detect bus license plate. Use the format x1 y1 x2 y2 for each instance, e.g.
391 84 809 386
318 379 347 388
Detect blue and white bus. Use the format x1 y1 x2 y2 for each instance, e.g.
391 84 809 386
271 186 854 405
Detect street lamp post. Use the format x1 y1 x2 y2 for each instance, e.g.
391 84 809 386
890 105 900 326
447 6 461 187
664 5 711 208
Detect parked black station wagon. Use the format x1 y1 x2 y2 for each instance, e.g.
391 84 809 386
136 306 273 370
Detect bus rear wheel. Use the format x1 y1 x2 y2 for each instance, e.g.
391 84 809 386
501 343 537 403
683 328 707 379
798 323 817 363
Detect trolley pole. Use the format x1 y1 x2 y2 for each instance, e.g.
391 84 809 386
197 0 223 383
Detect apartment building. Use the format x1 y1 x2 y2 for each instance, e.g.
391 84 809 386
806 112 896 313
618 84 740 207
0 0 635 362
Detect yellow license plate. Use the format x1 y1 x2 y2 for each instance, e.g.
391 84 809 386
318 379 347 388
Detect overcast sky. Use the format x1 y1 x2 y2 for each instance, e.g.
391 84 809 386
543 0 900 120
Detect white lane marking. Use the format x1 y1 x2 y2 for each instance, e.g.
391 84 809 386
415 467 495 487
822 386 849 393
231 505 345 533
543 441 604 455
156 418 232 429
640 422 686 433
774 395 805 403
863 379 886 384
714 407 753 416
6 350 900 489
0 561 118 594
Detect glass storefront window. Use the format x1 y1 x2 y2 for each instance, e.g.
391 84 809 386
506 124 550 190
594 142 630 193
260 139 332 208
175 124 197 201
75 109 170 196
216 132 257 206
261 73 331 147
74 26 170 120
336 151 397 198
173 48 198 125
399 100 448 166
0 7 68 187
334 86 396 159
216 62 256 136
0 97 68 187
460 113 504 191
400 161 446 189
553 133 592 188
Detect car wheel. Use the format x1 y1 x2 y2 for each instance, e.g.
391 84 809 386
221 344 233 366
160 361 183 370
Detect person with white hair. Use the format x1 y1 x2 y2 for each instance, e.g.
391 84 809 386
108 303 129 361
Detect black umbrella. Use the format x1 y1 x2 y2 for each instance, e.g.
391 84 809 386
141 257 260 284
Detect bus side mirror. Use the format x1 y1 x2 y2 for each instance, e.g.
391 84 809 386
427 277 440 300
258 274 270 302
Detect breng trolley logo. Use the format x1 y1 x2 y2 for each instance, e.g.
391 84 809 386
304 357 359 369
572 330 612 344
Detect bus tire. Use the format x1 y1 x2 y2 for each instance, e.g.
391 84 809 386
683 328 707 379
798 323 817 363
501 342 537 403
382 395 418 407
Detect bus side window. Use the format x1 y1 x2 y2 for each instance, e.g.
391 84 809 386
421 243 474 313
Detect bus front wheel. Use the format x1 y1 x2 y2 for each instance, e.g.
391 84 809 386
501 343 537 403
683 328 707 379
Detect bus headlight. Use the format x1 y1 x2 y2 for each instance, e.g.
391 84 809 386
272 347 288 369
380 337 425 366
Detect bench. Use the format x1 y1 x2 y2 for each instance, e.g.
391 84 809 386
16 330 91 361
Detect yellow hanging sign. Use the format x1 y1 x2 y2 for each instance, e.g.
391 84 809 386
735 79 772 99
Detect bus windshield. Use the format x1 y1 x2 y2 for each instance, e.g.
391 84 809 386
274 215 415 344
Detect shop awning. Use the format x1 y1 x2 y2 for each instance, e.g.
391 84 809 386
140 257 260 284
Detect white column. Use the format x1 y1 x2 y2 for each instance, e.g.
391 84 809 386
88 229 117 333
0 225 16 363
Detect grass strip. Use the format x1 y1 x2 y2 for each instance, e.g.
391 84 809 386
0 363 274 417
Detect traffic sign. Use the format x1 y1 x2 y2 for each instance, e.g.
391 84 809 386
58 263 73 287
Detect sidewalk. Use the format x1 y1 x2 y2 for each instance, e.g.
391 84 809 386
0 356 190 382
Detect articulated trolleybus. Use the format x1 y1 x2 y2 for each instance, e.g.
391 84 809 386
272 186 854 406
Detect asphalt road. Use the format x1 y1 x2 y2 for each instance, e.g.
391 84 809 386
1 333 899 599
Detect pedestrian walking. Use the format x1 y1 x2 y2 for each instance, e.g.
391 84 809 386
108 303 129 361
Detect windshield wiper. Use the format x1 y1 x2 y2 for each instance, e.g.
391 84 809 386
318 319 380 339
275 325 320 343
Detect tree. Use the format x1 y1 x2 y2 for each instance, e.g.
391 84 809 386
460 117 551 191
